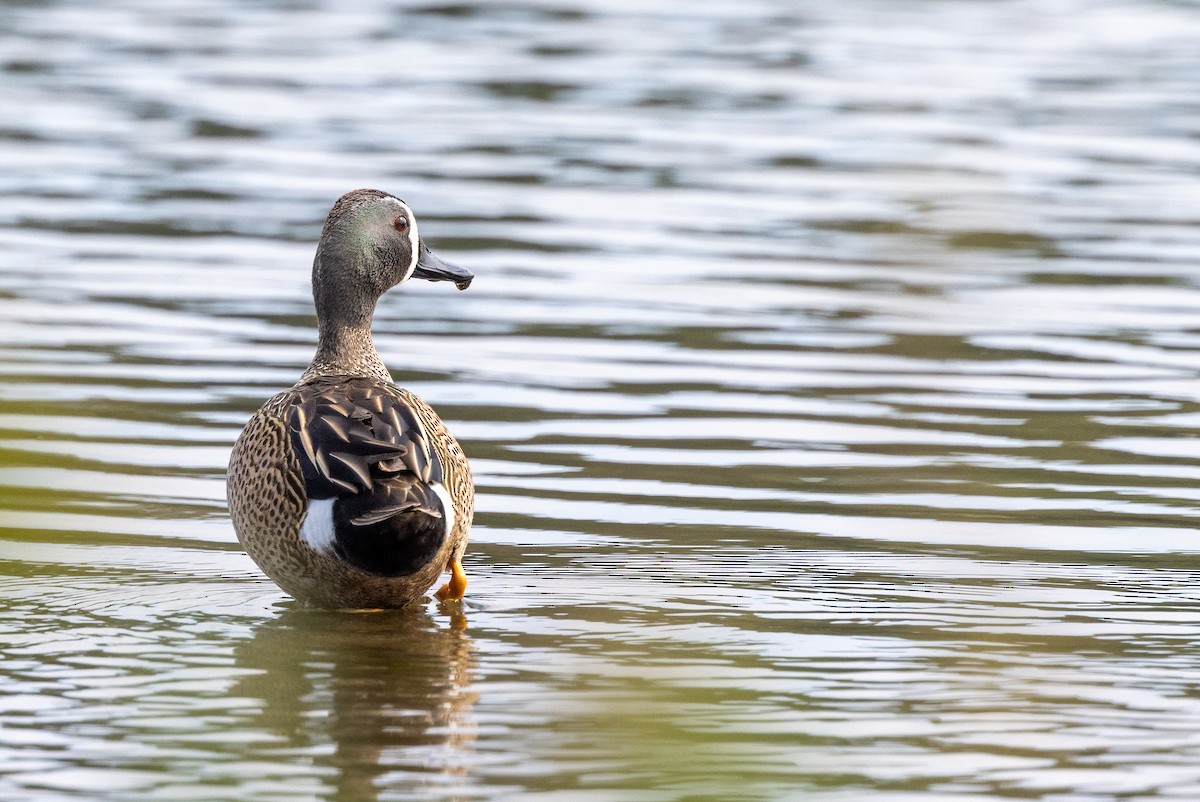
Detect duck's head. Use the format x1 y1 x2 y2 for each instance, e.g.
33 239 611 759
312 189 473 327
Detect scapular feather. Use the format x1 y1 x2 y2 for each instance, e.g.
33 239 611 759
284 377 443 499
281 376 449 576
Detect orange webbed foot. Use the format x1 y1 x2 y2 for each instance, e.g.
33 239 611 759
435 560 468 602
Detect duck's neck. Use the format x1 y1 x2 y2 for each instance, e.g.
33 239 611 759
302 252 392 383
303 321 391 383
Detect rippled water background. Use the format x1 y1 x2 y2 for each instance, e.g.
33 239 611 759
3 0 1200 799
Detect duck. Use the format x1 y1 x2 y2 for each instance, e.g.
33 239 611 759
227 188 474 609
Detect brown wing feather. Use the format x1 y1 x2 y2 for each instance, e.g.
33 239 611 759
281 377 443 511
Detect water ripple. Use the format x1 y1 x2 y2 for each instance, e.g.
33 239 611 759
4 0 1200 799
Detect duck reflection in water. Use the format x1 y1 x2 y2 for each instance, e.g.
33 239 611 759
232 605 476 801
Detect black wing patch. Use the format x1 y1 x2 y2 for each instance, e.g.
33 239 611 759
282 377 448 577
334 482 447 576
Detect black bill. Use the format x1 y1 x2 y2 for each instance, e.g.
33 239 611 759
412 242 473 290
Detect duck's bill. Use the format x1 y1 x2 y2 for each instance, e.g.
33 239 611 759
413 243 473 290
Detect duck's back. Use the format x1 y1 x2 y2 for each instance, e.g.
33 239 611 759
227 376 473 608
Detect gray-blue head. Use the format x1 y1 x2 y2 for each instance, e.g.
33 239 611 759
312 189 473 330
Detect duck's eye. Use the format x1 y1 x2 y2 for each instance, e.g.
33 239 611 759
393 216 409 232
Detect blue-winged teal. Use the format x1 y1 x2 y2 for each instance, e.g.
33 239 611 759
227 189 474 608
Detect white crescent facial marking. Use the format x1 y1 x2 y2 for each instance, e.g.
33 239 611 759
430 482 456 540
299 497 337 553
396 199 420 283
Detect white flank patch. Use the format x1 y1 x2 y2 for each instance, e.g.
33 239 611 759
430 482 456 539
299 498 337 553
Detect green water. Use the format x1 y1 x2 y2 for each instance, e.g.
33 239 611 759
3 0 1200 799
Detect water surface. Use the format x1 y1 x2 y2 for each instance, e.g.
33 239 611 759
3 0 1200 799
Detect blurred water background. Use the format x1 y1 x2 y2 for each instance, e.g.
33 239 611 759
3 0 1200 799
